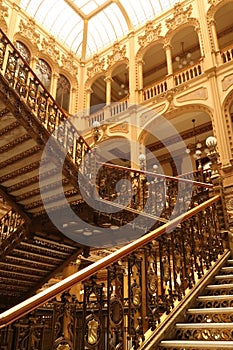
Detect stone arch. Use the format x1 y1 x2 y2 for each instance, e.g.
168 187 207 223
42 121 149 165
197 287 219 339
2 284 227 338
13 33 39 60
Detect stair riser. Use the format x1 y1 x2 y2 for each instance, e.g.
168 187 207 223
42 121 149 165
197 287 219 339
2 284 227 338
175 328 233 341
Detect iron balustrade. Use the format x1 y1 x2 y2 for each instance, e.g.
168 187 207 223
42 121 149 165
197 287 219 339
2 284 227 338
0 195 225 350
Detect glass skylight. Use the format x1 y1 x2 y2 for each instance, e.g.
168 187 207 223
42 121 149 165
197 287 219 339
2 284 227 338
19 0 179 59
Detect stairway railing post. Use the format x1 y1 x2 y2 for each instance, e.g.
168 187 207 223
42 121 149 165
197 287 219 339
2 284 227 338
206 136 229 249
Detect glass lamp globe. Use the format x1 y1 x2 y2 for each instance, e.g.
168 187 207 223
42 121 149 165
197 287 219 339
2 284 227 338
93 120 100 128
206 136 217 148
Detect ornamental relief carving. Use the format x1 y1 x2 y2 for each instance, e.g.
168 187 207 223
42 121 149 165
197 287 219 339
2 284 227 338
61 52 78 76
107 42 126 67
19 19 40 48
87 54 105 78
41 36 60 61
208 0 224 5
166 3 193 30
222 74 233 91
138 22 162 48
0 0 8 33
176 87 208 102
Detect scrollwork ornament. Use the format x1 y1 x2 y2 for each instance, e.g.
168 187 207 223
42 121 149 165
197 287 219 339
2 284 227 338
87 54 105 78
107 42 126 67
41 36 60 61
166 3 193 30
138 22 162 47
0 0 8 32
19 19 40 47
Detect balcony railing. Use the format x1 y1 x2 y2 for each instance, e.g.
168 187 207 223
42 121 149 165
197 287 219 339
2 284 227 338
0 208 24 242
174 61 203 86
142 78 168 101
221 43 233 63
88 97 129 127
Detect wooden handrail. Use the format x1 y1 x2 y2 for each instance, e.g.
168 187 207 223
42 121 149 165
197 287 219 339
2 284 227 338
98 162 213 188
0 195 220 329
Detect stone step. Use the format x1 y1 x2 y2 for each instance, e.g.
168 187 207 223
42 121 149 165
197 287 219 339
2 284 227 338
159 340 233 349
198 295 233 301
206 283 233 290
187 307 233 314
215 274 233 280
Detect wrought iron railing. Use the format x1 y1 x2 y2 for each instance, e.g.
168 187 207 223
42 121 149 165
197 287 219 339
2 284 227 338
0 29 90 167
95 162 212 221
0 208 24 242
0 194 226 350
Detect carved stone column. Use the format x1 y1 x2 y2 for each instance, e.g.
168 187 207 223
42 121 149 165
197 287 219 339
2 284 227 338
164 44 173 75
85 87 93 116
209 19 222 65
51 72 59 99
105 76 112 105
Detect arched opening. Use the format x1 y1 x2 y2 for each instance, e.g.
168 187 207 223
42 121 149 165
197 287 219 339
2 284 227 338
90 75 106 114
142 43 167 88
56 74 71 112
215 2 233 50
143 110 213 176
111 63 129 102
214 2 233 63
171 26 201 74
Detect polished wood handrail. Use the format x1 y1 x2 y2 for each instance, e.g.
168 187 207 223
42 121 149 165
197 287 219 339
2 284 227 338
98 162 213 188
0 195 220 329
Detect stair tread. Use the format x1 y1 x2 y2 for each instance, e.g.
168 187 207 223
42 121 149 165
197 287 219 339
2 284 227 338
215 274 233 279
160 340 233 348
198 294 233 300
187 306 233 313
206 283 233 289
176 322 233 328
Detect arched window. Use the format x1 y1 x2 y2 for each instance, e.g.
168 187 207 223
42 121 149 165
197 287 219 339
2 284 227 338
15 41 31 63
56 74 71 111
36 58 52 91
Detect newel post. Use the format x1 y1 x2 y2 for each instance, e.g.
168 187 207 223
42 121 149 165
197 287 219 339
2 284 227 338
206 136 229 248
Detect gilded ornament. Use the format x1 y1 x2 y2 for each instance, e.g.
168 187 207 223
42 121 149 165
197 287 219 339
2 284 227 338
138 22 162 47
107 42 126 66
87 54 105 78
19 19 40 46
41 36 60 61
166 3 193 30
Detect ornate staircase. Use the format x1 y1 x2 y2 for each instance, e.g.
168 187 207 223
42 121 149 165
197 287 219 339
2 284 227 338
158 258 233 349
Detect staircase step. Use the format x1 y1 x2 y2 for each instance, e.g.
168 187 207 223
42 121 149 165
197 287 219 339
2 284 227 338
198 295 233 301
187 307 233 313
215 274 233 280
206 283 233 289
176 322 233 328
175 323 233 341
159 340 233 348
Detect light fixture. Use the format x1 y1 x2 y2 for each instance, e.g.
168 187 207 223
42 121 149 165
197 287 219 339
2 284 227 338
186 119 208 159
175 42 194 69
118 72 129 96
